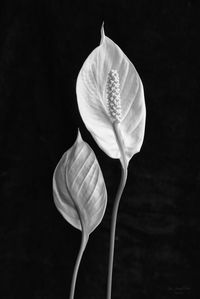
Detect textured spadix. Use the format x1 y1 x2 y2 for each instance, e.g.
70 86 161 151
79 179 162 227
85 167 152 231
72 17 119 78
76 25 146 164
53 131 107 235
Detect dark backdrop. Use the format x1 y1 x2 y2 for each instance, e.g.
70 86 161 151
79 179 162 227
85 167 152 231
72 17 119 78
1 1 200 298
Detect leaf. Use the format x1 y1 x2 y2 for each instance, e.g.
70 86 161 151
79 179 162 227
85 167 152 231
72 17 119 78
53 130 107 235
76 24 146 165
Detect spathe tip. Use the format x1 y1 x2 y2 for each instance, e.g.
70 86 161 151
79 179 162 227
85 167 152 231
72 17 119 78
100 21 105 45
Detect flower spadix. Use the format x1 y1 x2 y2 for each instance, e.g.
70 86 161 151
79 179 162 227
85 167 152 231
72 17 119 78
76 25 146 166
53 131 107 235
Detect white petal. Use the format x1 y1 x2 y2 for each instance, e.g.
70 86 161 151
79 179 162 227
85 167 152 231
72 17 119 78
121 79 146 161
76 25 146 163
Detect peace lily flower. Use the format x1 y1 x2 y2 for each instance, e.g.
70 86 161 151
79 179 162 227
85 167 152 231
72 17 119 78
53 24 146 299
76 24 146 167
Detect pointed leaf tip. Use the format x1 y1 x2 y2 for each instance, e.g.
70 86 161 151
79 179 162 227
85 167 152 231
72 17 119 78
76 129 82 143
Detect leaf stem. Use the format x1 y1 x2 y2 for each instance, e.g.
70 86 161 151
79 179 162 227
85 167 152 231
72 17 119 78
69 222 88 299
106 122 128 299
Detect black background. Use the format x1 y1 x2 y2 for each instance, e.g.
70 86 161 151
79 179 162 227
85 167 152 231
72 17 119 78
1 1 200 298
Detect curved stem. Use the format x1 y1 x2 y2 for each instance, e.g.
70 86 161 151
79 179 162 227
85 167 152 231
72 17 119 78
106 122 128 299
69 224 88 299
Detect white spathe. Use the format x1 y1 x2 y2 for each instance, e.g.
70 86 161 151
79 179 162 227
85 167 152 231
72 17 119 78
76 25 146 164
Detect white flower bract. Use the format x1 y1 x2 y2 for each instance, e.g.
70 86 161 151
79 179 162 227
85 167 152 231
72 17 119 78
76 24 146 163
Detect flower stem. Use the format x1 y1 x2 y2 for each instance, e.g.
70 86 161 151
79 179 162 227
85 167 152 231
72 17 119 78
106 122 128 299
69 225 88 299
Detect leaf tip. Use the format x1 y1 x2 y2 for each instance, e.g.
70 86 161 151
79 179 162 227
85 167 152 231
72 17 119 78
76 129 83 144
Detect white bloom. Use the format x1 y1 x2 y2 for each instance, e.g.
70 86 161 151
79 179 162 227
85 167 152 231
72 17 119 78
76 25 146 164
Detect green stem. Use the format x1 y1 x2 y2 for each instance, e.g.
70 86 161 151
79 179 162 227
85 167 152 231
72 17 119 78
106 122 128 299
69 220 88 299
